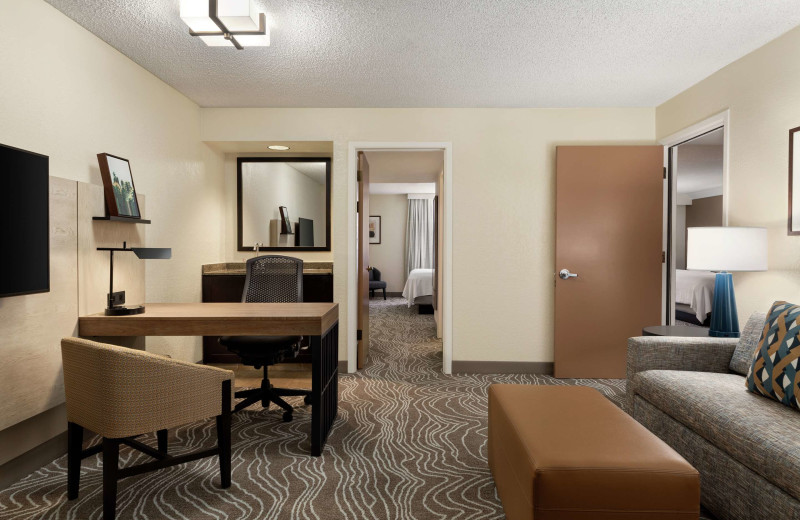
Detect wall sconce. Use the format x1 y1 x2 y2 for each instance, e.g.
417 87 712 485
180 0 270 49
98 242 172 316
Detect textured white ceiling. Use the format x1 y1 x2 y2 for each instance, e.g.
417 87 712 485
43 0 800 108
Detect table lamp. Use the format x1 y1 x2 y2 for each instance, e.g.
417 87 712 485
686 227 767 338
97 241 172 316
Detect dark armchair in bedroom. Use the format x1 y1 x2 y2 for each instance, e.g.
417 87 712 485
369 267 387 299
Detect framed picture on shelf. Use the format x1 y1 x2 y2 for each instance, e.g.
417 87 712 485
279 205 293 234
97 153 141 219
369 215 381 244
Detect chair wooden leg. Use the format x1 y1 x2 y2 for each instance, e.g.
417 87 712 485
157 429 168 455
67 422 83 500
383 288 386 300
102 438 119 520
217 380 232 489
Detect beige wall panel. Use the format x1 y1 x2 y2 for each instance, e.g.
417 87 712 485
657 25 800 324
0 177 77 431
78 184 146 317
202 108 656 362
369 194 408 292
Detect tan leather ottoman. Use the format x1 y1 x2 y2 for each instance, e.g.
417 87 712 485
488 385 699 520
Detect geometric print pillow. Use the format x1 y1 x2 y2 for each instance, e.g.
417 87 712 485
746 301 800 411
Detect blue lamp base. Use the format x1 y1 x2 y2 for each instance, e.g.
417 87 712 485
709 272 740 338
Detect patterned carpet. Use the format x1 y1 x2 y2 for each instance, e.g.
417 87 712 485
0 297 627 519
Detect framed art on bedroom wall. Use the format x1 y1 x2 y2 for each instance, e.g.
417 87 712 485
369 216 381 244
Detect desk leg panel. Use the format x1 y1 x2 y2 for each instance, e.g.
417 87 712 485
311 322 338 456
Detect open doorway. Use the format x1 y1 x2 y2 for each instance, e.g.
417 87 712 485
664 123 726 328
349 143 453 374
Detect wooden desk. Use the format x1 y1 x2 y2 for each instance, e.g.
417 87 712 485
79 302 339 457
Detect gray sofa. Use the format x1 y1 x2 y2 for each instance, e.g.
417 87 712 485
627 313 800 520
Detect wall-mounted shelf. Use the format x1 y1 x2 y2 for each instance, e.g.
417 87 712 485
93 216 151 224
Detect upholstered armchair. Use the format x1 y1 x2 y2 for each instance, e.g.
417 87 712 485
61 337 234 520
369 267 387 299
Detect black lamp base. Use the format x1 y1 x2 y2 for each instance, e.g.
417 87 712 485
105 305 145 316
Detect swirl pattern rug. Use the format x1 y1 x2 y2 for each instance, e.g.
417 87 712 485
0 297 626 520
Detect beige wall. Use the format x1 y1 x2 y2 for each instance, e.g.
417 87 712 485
369 195 408 292
0 0 223 466
657 25 800 323
201 108 656 362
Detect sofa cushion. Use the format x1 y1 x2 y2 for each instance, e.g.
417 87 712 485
634 370 800 502
746 301 800 411
729 312 767 375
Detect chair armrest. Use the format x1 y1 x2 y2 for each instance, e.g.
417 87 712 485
625 335 737 412
62 338 234 438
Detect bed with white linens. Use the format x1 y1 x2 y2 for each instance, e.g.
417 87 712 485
675 269 716 324
402 268 434 308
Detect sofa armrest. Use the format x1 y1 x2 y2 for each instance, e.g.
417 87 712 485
626 336 737 411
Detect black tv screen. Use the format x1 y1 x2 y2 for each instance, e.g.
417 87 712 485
0 143 49 297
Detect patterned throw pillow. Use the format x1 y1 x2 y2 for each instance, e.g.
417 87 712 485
746 301 800 411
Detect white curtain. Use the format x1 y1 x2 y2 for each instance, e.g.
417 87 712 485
406 197 434 276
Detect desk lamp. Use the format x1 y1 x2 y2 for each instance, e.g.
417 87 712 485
97 241 172 316
686 227 767 337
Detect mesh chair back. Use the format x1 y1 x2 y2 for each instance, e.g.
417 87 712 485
242 255 303 303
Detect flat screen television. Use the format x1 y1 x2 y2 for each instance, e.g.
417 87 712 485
295 218 314 247
0 143 49 297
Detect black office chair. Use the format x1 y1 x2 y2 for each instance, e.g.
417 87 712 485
369 267 387 299
219 255 312 422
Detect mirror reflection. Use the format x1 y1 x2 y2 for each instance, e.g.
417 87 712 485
238 158 331 251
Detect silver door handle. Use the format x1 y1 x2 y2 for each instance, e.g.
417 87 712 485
559 269 578 280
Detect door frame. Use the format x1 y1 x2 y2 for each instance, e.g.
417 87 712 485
659 109 730 325
347 142 454 374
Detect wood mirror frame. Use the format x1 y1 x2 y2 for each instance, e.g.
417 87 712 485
237 157 332 251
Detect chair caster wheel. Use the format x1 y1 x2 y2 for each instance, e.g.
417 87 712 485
282 412 293 422
304 395 313 405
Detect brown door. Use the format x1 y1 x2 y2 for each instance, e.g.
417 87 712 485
357 152 370 369
554 146 663 378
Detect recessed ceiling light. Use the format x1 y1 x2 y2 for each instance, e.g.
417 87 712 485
268 145 290 151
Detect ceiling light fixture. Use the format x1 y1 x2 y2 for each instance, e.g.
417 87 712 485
268 145 290 151
180 0 270 50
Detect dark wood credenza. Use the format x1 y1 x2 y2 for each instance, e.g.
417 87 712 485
201 262 334 363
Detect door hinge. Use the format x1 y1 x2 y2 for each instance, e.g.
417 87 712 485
357 170 362 182
357 329 363 341
356 201 360 213
663 167 667 180
662 251 666 263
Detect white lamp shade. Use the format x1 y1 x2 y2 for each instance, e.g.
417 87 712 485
686 227 767 272
180 0 217 32
217 0 260 32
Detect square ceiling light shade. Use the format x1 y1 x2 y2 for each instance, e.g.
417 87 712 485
180 0 270 48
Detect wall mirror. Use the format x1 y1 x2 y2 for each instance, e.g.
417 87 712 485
238 157 331 251
790 125 800 235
